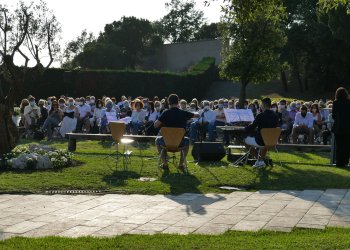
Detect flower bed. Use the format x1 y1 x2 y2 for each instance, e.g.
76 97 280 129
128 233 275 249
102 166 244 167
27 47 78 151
1 144 73 170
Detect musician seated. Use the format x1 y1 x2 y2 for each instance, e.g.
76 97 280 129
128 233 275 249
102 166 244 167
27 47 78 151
244 98 279 168
154 94 199 171
190 100 216 142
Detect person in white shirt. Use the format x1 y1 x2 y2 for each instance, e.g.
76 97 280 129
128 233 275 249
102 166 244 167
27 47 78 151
292 105 315 144
60 98 79 137
190 100 216 142
99 100 117 134
90 99 103 129
179 99 188 110
23 96 41 131
76 97 91 132
131 99 147 135
214 99 229 144
117 95 127 108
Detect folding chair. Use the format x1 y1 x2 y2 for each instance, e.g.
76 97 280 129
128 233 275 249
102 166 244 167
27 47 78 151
260 127 282 167
109 121 134 170
158 127 188 173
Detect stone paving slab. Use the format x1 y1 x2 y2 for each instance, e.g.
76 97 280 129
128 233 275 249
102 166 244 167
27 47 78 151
3 189 350 238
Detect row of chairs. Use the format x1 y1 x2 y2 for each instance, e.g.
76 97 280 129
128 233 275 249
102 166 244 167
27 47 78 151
109 121 282 171
109 122 188 172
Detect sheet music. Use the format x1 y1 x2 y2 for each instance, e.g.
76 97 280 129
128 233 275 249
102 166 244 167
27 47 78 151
120 116 132 124
224 109 254 123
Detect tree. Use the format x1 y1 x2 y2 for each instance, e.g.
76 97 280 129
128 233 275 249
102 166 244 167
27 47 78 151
219 0 287 107
160 0 205 43
61 29 95 69
319 0 350 13
0 0 61 155
193 22 221 40
70 16 163 69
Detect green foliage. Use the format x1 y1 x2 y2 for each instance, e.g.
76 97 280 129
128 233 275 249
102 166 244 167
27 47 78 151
22 57 217 101
193 22 221 41
319 0 350 13
160 0 205 43
65 16 163 70
61 30 95 69
281 0 350 91
219 0 287 106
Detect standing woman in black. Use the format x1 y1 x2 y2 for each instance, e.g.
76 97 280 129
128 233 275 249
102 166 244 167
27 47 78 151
332 87 350 167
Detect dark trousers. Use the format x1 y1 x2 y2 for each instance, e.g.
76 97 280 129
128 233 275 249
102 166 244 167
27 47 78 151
335 133 350 167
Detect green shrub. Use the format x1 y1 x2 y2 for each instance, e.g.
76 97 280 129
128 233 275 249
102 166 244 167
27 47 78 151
22 57 217 102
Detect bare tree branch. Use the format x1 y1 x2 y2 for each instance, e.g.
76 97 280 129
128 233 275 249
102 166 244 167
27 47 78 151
46 22 53 69
17 48 29 68
11 9 30 58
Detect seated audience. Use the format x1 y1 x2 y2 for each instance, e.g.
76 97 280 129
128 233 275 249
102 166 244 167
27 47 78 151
190 100 216 142
145 101 162 135
60 98 79 137
214 99 229 144
37 99 48 126
42 100 63 140
99 99 116 134
23 96 41 133
90 99 104 130
76 97 91 132
130 99 147 135
291 105 314 144
310 103 323 141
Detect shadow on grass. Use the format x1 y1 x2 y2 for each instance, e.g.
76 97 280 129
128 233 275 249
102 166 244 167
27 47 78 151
249 162 350 190
103 169 141 188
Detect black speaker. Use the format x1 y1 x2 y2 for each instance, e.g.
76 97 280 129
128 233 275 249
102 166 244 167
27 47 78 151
192 142 226 162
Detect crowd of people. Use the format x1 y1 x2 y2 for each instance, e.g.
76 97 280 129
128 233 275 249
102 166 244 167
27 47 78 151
17 94 334 145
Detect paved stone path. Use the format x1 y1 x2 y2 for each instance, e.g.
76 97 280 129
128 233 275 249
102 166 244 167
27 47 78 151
1 189 350 239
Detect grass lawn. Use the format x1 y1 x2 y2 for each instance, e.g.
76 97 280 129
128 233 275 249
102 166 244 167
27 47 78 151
0 139 348 194
1 228 350 249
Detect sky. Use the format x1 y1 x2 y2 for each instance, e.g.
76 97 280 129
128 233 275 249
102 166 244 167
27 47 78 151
2 0 222 47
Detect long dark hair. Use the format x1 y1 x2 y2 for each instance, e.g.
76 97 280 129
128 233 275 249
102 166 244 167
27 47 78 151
335 87 349 101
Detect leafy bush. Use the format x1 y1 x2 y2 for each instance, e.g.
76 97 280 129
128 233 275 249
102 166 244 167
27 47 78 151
22 57 217 101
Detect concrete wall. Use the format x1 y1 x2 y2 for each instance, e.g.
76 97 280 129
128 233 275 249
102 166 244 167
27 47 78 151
145 39 223 72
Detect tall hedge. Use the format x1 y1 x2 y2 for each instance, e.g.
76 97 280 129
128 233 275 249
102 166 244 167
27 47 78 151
22 57 217 102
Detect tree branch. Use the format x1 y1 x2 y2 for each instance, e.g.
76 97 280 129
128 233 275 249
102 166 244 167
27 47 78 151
17 48 29 68
46 23 53 69
26 34 36 59
11 9 30 59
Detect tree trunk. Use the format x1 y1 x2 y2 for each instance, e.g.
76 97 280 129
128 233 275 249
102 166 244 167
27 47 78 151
0 103 19 156
239 81 248 109
0 57 22 156
280 71 288 92
304 63 309 91
292 52 303 92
